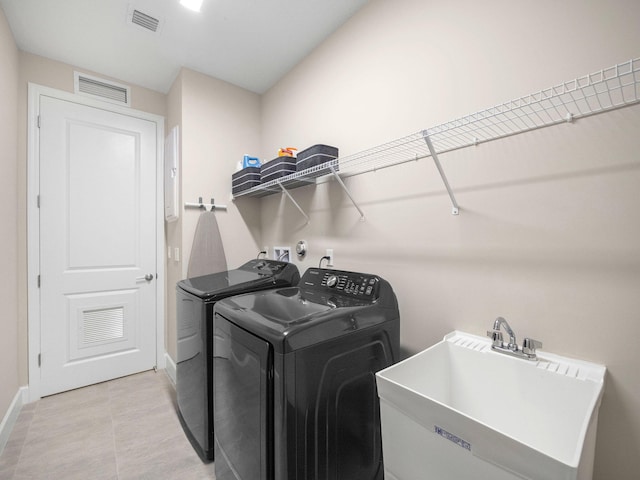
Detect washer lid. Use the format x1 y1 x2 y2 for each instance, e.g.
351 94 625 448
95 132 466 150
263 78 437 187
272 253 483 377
177 259 298 299
214 268 398 353
222 287 339 326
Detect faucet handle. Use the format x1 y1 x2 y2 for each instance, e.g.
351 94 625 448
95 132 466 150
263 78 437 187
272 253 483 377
486 329 503 347
522 338 542 356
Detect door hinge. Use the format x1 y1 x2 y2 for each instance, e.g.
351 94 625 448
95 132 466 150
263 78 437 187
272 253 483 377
37 274 41 288
37 194 40 208
38 353 41 367
37 115 41 128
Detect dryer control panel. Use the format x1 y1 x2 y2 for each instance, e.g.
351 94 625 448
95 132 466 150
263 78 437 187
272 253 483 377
301 268 380 299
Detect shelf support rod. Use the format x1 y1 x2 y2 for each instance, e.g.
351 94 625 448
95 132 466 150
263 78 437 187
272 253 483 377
423 131 460 215
329 166 365 221
278 183 310 223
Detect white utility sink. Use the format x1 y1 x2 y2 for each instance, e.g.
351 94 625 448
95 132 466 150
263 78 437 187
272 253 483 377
376 331 606 480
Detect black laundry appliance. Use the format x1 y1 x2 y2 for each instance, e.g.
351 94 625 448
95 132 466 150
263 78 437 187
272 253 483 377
213 267 400 480
176 259 300 462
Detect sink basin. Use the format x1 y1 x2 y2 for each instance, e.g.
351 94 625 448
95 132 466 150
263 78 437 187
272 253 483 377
375 331 606 480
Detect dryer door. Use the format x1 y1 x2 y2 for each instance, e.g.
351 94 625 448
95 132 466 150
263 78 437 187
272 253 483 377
214 314 273 480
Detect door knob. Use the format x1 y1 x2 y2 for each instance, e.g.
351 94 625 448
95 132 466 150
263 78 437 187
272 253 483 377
136 273 154 282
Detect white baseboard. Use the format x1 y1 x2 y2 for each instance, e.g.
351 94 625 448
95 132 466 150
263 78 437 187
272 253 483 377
164 352 176 386
0 386 29 455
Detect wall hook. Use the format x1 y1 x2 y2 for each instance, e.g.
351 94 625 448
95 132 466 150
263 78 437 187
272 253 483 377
184 196 227 211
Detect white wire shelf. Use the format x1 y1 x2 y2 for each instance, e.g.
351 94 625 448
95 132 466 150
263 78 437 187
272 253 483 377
234 159 338 198
233 58 640 215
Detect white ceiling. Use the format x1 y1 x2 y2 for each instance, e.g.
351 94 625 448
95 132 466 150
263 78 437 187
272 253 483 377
0 0 370 94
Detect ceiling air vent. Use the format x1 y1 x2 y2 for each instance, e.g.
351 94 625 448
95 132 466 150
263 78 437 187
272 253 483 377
74 72 131 107
131 9 160 32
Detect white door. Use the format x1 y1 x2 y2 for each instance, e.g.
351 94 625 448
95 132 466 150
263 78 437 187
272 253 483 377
39 95 158 396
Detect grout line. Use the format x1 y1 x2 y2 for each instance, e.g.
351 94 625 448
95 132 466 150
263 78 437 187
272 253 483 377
3 372 196 479
107 377 121 479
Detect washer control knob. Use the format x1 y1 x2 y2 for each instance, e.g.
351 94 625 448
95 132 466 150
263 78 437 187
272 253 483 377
326 275 338 288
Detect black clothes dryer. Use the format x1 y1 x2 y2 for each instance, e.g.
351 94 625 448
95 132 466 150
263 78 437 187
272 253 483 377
176 259 300 462
213 267 400 480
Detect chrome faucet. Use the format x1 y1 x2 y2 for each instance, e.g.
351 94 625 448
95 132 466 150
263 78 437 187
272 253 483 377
487 317 542 361
491 317 518 351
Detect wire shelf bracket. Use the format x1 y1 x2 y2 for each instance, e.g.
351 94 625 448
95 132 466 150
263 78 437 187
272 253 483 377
279 183 310 224
423 131 460 215
329 166 366 221
274 166 365 222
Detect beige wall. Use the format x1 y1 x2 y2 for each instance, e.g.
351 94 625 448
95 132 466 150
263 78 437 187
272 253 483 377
164 71 183 363
259 0 640 478
18 51 167 114
179 69 262 277
0 5 20 420
164 68 262 361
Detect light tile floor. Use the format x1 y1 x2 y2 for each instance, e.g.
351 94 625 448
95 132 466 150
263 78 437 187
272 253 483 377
0 370 216 479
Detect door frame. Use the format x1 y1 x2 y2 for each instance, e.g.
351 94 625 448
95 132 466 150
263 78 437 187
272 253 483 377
27 83 166 402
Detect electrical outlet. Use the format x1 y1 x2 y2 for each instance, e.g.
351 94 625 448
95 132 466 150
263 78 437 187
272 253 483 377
262 246 269 259
326 248 334 267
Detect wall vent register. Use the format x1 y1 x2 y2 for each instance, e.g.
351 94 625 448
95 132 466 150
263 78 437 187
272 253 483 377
130 9 160 32
74 72 131 107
